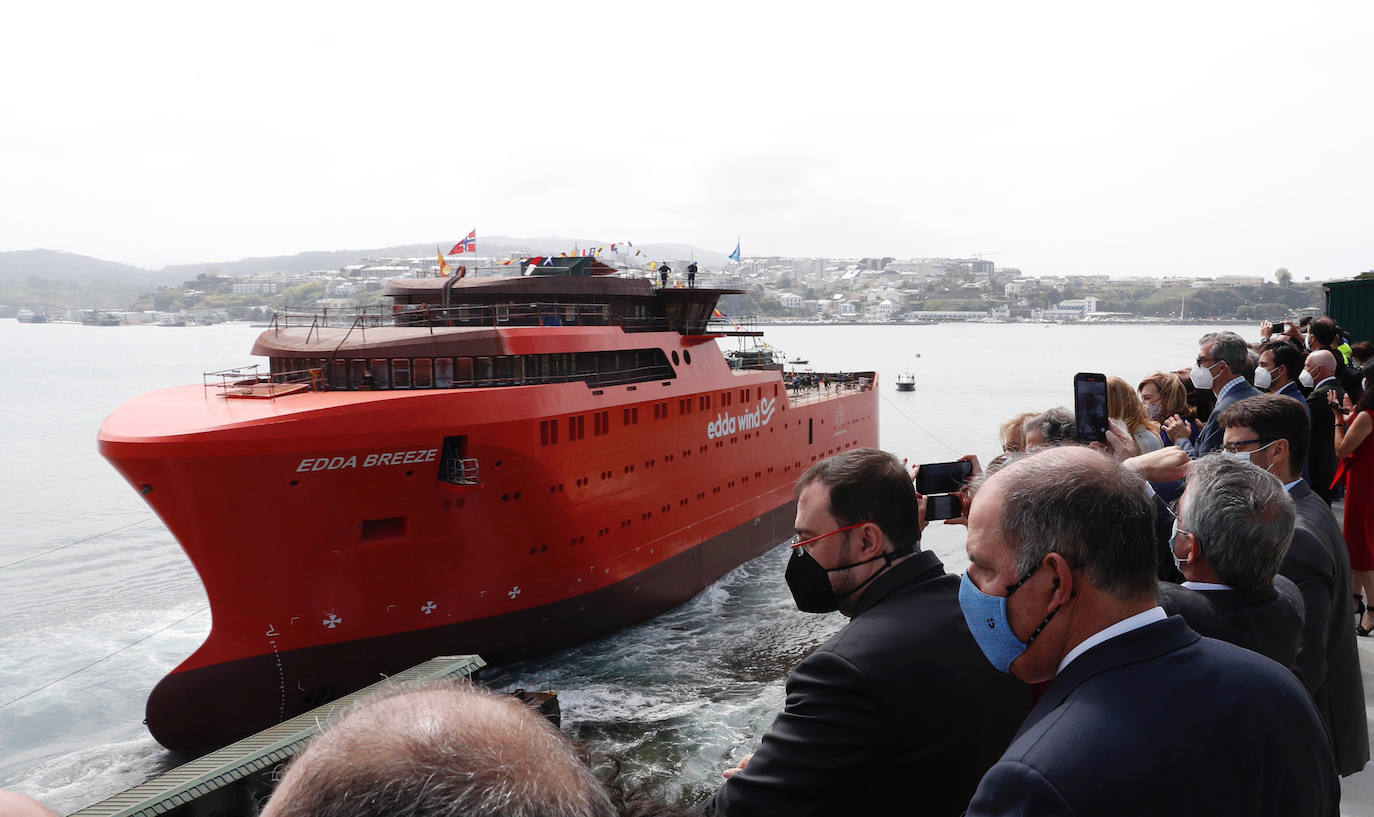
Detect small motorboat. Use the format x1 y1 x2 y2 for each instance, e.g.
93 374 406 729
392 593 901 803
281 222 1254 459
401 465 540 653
896 370 916 391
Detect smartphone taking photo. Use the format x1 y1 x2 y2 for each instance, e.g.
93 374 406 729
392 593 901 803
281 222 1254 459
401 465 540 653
1074 372 1109 443
925 493 963 522
915 460 974 496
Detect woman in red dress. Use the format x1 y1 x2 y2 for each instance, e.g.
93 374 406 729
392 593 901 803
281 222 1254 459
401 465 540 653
1334 388 1374 634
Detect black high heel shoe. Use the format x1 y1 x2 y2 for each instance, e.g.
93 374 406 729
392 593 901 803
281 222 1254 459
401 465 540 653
1356 594 1367 617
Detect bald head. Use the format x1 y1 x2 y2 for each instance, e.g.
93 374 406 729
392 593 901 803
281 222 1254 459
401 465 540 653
264 682 615 817
982 447 1157 601
0 790 58 817
1307 349 1337 381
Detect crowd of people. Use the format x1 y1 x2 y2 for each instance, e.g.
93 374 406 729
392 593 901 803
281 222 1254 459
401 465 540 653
9 316 1374 817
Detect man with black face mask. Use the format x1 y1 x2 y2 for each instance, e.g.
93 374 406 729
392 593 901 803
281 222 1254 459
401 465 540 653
702 448 1030 817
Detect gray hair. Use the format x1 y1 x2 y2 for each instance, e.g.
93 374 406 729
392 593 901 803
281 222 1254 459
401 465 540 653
1023 407 1076 447
1181 454 1295 593
993 448 1158 600
265 680 617 817
1201 331 1249 376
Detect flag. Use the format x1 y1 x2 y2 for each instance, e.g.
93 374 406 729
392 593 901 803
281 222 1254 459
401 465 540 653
450 229 476 255
713 307 725 318
437 246 452 276
728 239 741 263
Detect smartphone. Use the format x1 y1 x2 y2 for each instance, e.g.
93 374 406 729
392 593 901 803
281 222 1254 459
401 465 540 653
915 460 974 495
925 493 963 522
1074 372 1109 443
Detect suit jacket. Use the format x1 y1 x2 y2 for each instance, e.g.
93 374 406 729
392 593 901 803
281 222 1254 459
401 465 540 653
1285 479 1370 776
704 551 1030 817
1308 379 1346 503
966 617 1339 817
1178 378 1261 458
1157 577 1305 668
1279 380 1312 418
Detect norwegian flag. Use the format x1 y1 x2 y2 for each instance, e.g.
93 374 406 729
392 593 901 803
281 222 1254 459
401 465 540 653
449 229 476 255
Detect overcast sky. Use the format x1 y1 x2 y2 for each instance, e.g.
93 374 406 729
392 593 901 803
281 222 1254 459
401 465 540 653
3 1 1371 278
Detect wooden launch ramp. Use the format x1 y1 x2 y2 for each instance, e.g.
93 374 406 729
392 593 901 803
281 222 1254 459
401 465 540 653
71 655 486 817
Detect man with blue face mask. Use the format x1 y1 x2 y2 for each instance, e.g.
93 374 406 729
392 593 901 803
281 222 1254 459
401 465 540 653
705 448 1029 817
961 447 1338 816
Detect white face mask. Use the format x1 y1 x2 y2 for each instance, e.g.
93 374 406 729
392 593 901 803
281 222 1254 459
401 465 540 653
1190 360 1222 390
1254 367 1272 390
1300 369 1316 389
1169 519 1188 572
1225 439 1276 467
1146 402 1163 420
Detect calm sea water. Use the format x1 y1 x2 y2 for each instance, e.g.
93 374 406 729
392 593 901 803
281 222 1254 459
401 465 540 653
0 319 1234 812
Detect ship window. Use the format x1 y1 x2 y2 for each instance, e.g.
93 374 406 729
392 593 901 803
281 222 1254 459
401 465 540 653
672 351 680 366
414 358 433 388
360 517 406 542
393 359 411 388
454 357 473 386
371 359 390 389
434 358 454 387
493 356 512 385
330 360 348 388
349 359 368 388
684 350 692 364
475 356 493 386
632 407 639 424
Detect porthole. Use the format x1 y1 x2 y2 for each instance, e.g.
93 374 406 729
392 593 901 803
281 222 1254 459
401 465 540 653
672 350 680 365
683 350 692 364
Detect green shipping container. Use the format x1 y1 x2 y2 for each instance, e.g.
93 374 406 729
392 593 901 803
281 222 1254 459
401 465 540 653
1324 278 1374 344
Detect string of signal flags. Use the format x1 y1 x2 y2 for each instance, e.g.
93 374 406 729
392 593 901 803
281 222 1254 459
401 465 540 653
435 230 744 277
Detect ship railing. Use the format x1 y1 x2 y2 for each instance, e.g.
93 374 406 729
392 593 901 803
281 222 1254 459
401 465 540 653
705 316 763 337
205 365 325 398
268 303 676 332
439 457 481 485
783 371 876 406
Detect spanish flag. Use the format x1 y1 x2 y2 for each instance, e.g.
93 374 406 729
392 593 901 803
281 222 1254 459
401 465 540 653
437 247 452 276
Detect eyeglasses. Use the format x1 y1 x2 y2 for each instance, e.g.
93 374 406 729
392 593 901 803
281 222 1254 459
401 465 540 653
1161 500 1193 537
788 520 871 549
1220 438 1275 454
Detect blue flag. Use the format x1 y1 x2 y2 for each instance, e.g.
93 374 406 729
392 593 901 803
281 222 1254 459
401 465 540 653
728 239 741 263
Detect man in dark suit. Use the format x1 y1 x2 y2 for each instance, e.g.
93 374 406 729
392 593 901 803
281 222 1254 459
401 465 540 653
961 447 1338 816
1306 349 1345 503
1158 454 1304 668
1218 394 1369 776
704 449 1029 817
1161 331 1261 459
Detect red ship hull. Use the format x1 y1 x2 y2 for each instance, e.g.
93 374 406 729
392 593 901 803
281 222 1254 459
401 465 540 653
100 326 877 751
